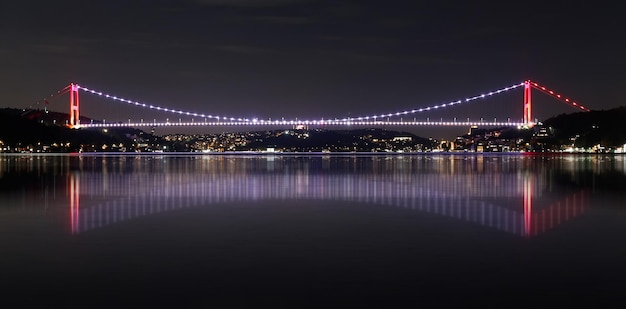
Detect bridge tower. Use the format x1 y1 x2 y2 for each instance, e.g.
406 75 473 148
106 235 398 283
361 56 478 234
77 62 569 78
69 83 80 128
523 80 532 126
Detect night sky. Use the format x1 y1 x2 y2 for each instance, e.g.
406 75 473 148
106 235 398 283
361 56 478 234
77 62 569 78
1 0 625 137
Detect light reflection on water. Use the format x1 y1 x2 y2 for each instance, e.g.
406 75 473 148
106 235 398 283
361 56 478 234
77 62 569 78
1 154 623 236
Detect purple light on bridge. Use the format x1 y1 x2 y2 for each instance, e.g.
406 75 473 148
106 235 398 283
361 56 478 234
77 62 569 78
69 81 585 128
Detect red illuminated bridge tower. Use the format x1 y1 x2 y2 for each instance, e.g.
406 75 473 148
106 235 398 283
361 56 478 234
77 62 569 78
523 80 590 126
524 80 532 126
69 83 80 128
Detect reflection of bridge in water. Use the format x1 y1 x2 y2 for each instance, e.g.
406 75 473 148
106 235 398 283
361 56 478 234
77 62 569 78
66 155 589 237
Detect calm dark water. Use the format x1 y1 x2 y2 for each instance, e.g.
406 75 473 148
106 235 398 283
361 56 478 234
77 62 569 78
1 153 626 308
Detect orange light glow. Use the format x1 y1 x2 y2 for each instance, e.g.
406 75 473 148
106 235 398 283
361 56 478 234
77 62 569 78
69 174 80 234
523 175 533 237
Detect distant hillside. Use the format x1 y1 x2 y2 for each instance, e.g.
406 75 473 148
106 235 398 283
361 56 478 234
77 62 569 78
450 106 626 152
245 128 436 152
542 106 626 147
0 108 157 152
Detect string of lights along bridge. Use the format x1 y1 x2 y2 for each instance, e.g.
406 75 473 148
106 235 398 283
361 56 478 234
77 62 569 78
54 80 590 129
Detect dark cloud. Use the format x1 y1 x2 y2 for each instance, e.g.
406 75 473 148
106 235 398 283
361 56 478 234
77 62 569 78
310 48 460 66
254 15 312 25
208 44 277 55
30 44 72 55
191 0 312 7
317 35 399 45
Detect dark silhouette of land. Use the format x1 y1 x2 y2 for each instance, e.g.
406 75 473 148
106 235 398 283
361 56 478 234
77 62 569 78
1 107 625 153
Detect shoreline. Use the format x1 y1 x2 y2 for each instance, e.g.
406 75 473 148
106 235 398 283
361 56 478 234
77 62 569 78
1 151 623 157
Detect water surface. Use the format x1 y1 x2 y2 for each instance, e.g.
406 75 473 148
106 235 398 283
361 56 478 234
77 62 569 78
1 154 625 308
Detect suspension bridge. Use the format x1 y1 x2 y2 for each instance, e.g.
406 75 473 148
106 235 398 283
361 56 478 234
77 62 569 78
44 80 590 129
